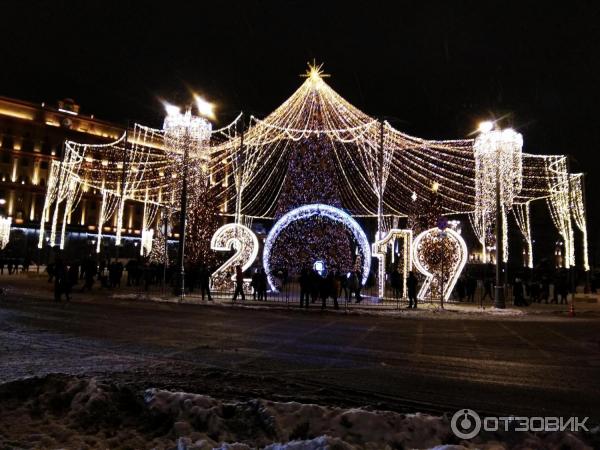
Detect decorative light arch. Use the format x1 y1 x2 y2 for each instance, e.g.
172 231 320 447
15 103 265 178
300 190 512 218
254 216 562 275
263 204 371 291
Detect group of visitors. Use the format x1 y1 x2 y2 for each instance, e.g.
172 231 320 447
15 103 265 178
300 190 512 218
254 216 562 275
0 257 32 275
295 268 363 310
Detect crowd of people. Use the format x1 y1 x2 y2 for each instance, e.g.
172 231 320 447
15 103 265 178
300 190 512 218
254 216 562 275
3 250 598 309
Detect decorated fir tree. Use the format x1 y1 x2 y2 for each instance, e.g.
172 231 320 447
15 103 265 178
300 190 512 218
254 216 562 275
185 179 220 266
269 137 355 275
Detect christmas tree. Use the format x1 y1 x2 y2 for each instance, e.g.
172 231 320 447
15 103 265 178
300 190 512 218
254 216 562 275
185 178 220 266
269 137 355 275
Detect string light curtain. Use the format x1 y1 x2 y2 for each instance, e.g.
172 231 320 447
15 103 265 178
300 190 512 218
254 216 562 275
39 62 584 264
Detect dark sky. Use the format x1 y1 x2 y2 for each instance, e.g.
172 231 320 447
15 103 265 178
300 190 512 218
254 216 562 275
2 1 599 262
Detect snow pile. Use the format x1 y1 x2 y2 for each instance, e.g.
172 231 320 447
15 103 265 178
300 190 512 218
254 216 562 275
0 375 596 449
144 389 595 450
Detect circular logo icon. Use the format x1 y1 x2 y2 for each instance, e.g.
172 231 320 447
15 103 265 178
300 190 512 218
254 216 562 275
451 409 481 440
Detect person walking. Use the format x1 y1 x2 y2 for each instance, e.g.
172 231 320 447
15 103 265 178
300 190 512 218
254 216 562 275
407 271 418 308
232 265 245 302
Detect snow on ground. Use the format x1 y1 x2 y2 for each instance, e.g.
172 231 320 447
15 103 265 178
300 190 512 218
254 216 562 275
0 374 595 449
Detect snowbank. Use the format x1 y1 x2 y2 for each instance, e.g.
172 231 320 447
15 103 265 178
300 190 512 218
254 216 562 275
0 374 595 449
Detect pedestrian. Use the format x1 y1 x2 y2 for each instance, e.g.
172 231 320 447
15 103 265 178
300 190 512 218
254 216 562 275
0 257 4 275
309 269 321 304
513 277 525 306
251 268 260 300
54 257 67 302
407 271 418 308
390 267 402 299
466 274 476 302
232 265 245 302
199 264 213 301
328 270 340 310
299 267 310 308
482 278 493 301
258 268 268 301
46 262 55 282
455 277 466 302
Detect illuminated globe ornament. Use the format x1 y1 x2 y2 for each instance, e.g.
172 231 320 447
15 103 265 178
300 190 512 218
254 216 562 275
263 204 371 292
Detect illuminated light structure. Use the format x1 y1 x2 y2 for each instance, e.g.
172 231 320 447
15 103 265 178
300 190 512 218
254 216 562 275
263 204 371 292
513 202 533 268
163 100 213 298
140 228 153 257
474 123 523 308
0 216 11 249
570 174 589 272
412 227 468 302
372 229 413 299
210 223 259 291
38 63 591 296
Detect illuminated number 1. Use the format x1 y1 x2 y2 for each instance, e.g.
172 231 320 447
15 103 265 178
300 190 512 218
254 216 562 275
371 229 413 299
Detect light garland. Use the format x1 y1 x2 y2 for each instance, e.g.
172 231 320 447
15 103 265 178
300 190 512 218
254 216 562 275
0 216 11 249
263 204 371 292
371 229 413 299
474 127 523 219
513 202 533 268
37 61 584 282
570 174 590 271
412 227 468 301
210 223 259 291
141 228 154 257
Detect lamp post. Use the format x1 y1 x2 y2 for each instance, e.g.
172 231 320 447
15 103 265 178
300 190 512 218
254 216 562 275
474 121 523 309
163 97 214 300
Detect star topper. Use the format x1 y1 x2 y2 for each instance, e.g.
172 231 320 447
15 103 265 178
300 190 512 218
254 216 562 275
301 60 330 81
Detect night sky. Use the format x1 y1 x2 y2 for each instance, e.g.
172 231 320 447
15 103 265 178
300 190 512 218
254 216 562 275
2 1 599 263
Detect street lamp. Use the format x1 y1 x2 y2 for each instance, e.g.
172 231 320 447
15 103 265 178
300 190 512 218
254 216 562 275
474 121 523 308
163 96 214 300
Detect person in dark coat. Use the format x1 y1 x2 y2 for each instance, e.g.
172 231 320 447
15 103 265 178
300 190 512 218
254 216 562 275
309 269 321 304
465 274 476 302
390 267 402 299
232 265 245 302
455 277 466 302
199 264 213 301
299 268 310 308
54 258 67 302
257 268 268 301
407 271 418 308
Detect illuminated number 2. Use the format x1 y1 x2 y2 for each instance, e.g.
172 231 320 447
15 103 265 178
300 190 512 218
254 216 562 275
210 223 259 291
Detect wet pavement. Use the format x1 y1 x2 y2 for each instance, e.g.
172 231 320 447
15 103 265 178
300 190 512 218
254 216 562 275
1 277 599 423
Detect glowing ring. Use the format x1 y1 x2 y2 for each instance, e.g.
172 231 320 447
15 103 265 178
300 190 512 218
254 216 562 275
263 204 371 291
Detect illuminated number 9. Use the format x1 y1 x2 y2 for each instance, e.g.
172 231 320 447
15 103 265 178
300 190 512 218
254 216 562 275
210 224 259 290
412 227 468 301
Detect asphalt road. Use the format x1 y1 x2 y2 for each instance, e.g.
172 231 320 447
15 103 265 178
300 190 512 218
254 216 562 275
1 290 599 423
